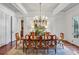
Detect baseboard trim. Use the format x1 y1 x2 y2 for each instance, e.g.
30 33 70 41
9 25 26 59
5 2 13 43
0 40 16 48
0 44 6 48
63 40 79 48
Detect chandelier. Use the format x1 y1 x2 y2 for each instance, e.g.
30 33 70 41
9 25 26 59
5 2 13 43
32 3 48 29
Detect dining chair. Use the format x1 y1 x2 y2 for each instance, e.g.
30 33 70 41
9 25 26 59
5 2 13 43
31 32 35 36
30 35 36 48
37 35 42 48
25 35 32 48
48 35 52 47
44 35 55 53
45 32 48 36
15 32 20 49
60 33 64 41
25 35 29 47
59 33 64 48
44 34 49 48
51 35 57 54
42 36 45 47
23 35 33 53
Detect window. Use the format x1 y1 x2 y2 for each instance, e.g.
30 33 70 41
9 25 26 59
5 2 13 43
73 16 79 38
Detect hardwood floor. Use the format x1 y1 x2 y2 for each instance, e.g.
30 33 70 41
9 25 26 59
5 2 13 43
0 40 79 55
0 41 15 55
64 41 79 54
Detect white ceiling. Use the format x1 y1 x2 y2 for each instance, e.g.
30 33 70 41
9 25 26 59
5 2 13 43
1 3 79 16
61 3 79 12
22 3 59 12
1 3 21 13
21 3 59 16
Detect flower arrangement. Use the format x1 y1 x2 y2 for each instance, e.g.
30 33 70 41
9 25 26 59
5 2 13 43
34 24 45 36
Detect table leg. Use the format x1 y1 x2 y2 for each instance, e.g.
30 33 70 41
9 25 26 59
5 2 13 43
23 40 24 52
55 40 57 54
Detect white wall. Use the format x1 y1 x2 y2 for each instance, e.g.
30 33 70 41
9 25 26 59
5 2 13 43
65 5 79 46
0 4 18 47
53 13 67 38
0 10 6 46
12 15 19 42
24 16 32 34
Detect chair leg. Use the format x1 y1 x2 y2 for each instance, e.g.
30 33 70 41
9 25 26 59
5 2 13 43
47 48 49 54
44 49 46 54
36 49 38 54
16 40 17 49
23 41 24 52
55 45 56 54
25 48 27 54
62 44 64 48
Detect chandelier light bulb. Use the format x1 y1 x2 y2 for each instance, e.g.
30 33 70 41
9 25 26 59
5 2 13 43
42 16 45 20
46 16 48 20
